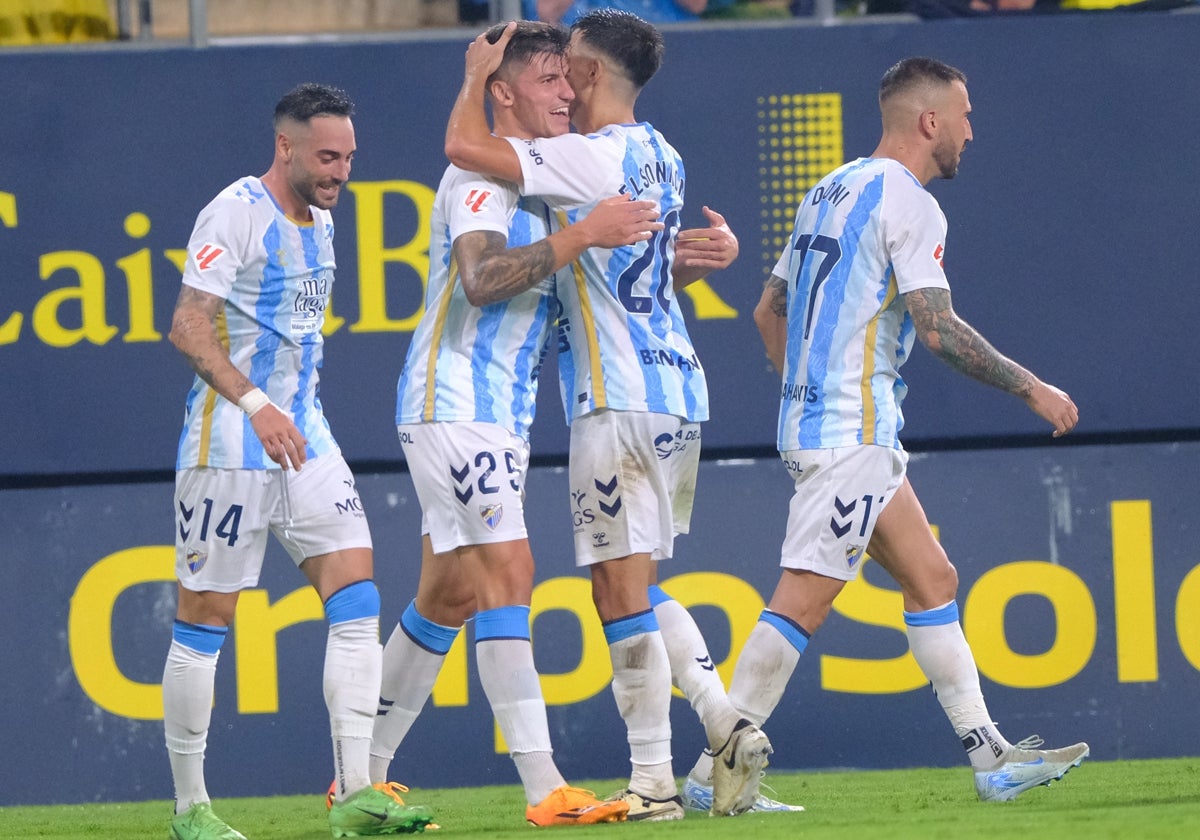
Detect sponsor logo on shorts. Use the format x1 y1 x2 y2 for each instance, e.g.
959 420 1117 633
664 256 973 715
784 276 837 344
480 503 503 530
591 531 609 548
186 549 207 574
571 489 594 529
654 433 674 460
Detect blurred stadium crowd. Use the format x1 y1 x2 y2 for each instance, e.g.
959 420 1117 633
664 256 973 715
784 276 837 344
1 0 1195 46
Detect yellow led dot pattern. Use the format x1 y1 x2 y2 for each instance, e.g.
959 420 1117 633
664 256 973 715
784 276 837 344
757 93 844 273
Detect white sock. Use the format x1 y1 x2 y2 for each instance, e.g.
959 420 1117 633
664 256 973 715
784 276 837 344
691 617 802 784
476 637 564 805
163 639 218 814
905 604 1011 770
325 615 381 799
609 631 675 799
371 605 460 783
652 593 740 752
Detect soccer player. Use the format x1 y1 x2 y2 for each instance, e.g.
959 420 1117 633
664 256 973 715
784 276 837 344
370 21 661 827
165 83 433 840
721 56 1089 803
444 11 773 820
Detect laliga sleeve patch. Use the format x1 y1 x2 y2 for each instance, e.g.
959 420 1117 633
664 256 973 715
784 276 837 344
464 188 492 214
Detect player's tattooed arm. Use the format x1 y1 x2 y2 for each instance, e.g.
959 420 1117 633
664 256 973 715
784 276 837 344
754 274 789 374
456 230 557 307
168 285 258 402
904 286 1035 398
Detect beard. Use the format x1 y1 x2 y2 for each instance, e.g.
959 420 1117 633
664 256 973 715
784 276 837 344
933 140 963 180
295 177 341 210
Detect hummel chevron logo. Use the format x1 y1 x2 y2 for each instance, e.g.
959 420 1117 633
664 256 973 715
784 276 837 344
451 463 473 504
594 475 619 497
594 475 621 517
695 655 715 672
829 495 856 538
178 501 194 541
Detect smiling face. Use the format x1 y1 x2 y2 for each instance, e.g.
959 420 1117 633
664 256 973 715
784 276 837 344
278 114 355 214
496 50 574 140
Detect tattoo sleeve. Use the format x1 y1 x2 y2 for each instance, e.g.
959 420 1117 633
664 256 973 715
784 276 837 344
904 286 1034 398
456 229 558 306
766 274 788 318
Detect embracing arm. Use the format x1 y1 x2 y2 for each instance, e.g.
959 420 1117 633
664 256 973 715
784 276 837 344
169 285 308 468
753 274 789 375
672 205 739 291
458 196 663 306
444 24 525 184
904 286 1078 437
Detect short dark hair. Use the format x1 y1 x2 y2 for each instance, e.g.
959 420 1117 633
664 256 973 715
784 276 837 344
484 20 569 85
273 83 355 128
572 9 663 90
879 57 966 105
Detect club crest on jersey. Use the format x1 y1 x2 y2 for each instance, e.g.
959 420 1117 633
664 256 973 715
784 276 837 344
480 503 503 530
845 544 865 569
464 189 492 214
186 549 208 574
195 244 224 270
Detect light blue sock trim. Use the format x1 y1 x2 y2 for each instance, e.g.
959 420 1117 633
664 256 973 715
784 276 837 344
602 609 659 645
474 605 531 642
172 620 228 655
324 580 380 625
759 609 810 655
647 585 671 608
399 600 460 655
903 601 960 627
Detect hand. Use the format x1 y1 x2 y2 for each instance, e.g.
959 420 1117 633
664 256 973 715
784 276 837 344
1025 380 1079 438
250 404 309 470
465 21 515 85
583 196 664 248
675 206 739 272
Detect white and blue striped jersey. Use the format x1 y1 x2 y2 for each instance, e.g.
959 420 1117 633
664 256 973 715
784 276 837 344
176 176 338 470
507 124 708 424
771 157 951 451
395 165 558 440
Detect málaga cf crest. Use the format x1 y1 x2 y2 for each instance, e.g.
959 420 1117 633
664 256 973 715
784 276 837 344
480 503 503 531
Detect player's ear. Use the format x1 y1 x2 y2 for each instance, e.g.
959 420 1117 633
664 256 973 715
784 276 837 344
489 78 515 107
275 131 292 163
919 109 938 139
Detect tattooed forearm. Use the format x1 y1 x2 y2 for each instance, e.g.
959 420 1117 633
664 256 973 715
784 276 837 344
456 230 557 306
766 275 788 318
905 287 1034 398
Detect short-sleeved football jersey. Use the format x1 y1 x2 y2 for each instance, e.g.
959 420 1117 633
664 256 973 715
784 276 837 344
771 157 951 452
395 165 559 440
176 176 338 470
507 124 708 424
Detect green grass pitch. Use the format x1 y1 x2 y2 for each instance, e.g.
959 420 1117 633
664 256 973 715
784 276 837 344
4 758 1199 839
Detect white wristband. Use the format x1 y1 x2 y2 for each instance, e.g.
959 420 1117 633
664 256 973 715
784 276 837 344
237 388 271 417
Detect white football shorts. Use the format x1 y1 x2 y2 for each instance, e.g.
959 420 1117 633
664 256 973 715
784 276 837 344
779 444 907 581
398 421 530 554
568 408 700 566
174 451 372 593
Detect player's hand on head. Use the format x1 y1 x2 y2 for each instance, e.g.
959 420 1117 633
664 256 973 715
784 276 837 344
1026 380 1078 438
675 205 739 271
251 405 309 470
466 21 516 82
586 196 664 248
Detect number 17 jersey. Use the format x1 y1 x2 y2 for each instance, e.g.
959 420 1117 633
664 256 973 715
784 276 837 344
771 157 950 452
